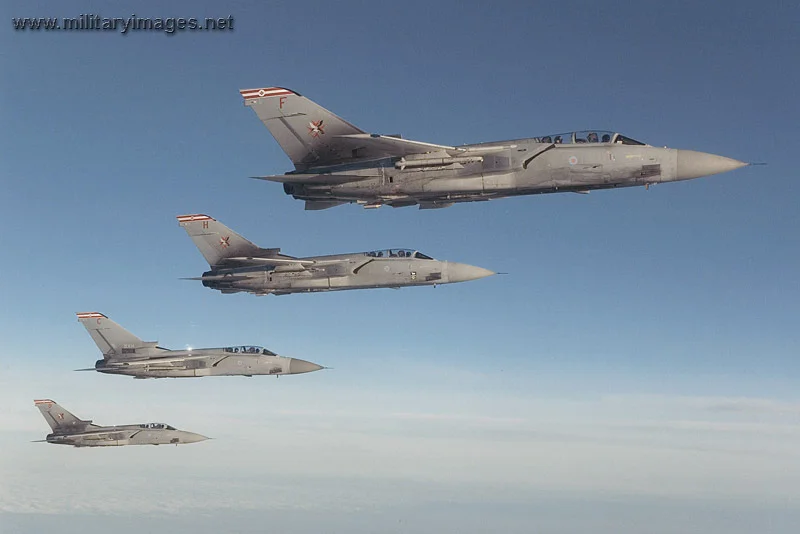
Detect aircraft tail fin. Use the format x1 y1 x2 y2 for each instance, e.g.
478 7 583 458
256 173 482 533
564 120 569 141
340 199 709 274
240 87 366 170
76 312 157 359
34 399 89 433
176 214 263 268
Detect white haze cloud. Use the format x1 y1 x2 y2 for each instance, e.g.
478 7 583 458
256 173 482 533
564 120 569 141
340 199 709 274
2 366 800 522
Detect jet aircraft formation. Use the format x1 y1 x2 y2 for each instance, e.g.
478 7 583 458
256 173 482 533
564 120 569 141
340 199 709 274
35 85 749 447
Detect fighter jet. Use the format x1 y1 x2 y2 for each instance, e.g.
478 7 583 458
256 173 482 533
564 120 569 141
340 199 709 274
33 399 208 447
240 87 749 210
75 312 324 378
177 213 495 296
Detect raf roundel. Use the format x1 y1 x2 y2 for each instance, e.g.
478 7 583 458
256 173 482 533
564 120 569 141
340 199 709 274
568 156 578 165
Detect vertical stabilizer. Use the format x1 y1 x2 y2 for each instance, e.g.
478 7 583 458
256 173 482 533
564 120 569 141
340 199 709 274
34 399 89 433
76 312 157 359
240 87 366 169
176 214 261 268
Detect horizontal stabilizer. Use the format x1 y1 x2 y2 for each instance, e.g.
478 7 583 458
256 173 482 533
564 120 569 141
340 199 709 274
250 174 372 185
305 200 347 210
419 202 454 210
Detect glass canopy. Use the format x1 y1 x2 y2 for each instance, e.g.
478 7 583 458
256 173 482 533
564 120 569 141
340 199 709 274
533 131 646 145
223 346 277 356
365 249 434 259
139 423 176 430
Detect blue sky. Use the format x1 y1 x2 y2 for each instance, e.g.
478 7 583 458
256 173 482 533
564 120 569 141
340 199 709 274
1 1 799 532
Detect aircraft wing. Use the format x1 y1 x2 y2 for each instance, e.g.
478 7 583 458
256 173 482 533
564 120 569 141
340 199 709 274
220 257 315 266
220 256 349 270
103 354 213 367
334 134 457 157
251 173 374 185
181 274 251 282
213 257 314 271
334 134 518 159
66 429 136 440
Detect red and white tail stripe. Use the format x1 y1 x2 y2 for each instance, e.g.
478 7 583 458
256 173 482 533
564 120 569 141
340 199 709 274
76 312 105 319
240 87 296 101
176 214 214 223
34 399 55 405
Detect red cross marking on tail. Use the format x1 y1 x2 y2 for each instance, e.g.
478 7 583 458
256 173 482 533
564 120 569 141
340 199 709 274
308 120 325 138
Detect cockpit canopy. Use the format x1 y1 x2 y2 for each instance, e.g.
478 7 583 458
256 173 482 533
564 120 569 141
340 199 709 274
223 345 277 356
140 423 176 430
365 249 434 260
534 131 646 146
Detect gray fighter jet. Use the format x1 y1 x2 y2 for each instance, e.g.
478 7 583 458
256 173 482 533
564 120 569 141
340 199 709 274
75 312 324 378
240 87 749 210
177 213 495 296
33 399 208 447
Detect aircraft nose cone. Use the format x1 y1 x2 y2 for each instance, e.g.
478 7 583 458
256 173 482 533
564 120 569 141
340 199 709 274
447 263 496 283
289 358 324 374
182 432 209 444
676 150 748 181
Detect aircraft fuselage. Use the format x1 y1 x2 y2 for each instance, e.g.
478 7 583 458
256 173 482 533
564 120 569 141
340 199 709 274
44 425 207 447
200 253 493 296
280 140 745 208
93 348 323 378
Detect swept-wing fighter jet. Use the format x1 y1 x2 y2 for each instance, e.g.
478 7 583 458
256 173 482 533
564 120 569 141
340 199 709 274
33 399 208 447
75 312 324 378
177 213 495 296
240 86 749 210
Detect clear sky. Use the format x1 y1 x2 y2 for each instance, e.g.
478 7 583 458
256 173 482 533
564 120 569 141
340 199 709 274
1 1 799 532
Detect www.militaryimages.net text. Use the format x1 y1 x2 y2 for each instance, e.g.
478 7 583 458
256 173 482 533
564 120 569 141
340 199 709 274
12 14 234 35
